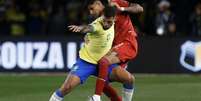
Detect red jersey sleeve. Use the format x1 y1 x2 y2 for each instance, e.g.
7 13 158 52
111 0 138 47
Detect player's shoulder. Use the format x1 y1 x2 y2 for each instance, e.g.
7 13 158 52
90 17 103 32
93 17 103 25
91 17 102 24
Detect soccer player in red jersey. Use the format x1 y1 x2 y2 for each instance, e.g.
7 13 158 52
87 0 143 101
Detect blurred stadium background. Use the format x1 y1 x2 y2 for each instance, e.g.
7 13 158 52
0 0 201 101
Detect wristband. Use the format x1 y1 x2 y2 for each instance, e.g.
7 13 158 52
120 7 125 11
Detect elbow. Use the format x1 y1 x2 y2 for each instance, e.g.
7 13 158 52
140 7 144 13
130 4 144 13
128 3 144 13
137 5 144 13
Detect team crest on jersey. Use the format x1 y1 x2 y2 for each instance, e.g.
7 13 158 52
180 41 201 72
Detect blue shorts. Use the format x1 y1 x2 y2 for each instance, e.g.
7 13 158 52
70 58 118 84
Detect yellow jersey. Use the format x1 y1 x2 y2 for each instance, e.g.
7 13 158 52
79 17 115 64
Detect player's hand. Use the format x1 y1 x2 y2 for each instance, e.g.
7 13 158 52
68 25 83 32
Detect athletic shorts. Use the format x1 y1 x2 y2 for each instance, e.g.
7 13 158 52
112 39 138 69
71 58 118 84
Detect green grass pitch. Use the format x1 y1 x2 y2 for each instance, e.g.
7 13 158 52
0 74 201 101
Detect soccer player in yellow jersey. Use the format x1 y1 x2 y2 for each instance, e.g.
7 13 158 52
49 6 117 101
77 16 115 64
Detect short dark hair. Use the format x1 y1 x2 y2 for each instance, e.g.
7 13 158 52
85 0 108 7
103 5 116 18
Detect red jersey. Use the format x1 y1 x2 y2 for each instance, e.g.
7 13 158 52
111 0 137 47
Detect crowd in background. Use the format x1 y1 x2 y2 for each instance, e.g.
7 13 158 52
0 0 200 37
143 0 201 36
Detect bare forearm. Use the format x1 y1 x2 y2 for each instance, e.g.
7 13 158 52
68 25 93 33
122 3 143 13
80 25 94 33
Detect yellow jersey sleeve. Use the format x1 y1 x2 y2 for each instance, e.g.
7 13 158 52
90 20 103 34
79 17 115 64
